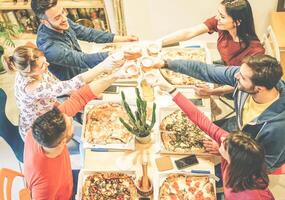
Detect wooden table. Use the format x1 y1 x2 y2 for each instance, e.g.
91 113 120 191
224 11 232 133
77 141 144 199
271 12 285 80
81 86 216 200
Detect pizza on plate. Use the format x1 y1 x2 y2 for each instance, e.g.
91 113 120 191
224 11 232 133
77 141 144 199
84 103 133 145
160 110 207 153
82 172 138 200
160 48 207 86
160 68 204 86
161 48 206 62
159 174 215 200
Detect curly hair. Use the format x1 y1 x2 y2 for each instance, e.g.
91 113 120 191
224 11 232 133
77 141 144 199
32 107 66 148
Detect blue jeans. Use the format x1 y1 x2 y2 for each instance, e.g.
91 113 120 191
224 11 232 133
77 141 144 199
72 169 80 200
67 120 84 168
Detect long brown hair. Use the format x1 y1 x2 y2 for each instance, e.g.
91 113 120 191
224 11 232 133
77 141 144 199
224 133 269 192
221 0 259 56
3 45 44 74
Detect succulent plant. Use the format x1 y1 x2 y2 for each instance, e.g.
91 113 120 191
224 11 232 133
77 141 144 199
119 88 156 137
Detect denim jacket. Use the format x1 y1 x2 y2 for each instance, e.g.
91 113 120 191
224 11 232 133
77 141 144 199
168 59 285 171
36 18 115 80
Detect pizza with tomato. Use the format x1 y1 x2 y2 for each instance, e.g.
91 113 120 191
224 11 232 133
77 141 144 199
82 172 138 200
159 174 215 200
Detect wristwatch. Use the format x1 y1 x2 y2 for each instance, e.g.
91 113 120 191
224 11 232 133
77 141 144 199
168 87 177 95
164 59 169 68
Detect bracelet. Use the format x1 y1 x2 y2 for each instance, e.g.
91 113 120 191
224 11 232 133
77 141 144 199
168 87 177 95
164 59 168 68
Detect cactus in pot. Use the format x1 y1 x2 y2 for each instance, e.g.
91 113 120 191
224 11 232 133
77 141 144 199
119 88 156 143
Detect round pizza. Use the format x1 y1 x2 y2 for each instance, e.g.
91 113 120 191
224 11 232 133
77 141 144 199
84 103 133 145
160 48 206 86
82 172 138 200
160 68 204 86
159 174 215 200
160 110 207 153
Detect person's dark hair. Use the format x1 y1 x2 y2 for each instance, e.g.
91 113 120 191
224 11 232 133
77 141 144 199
32 107 66 148
243 54 283 89
221 0 259 55
31 0 58 19
224 133 269 192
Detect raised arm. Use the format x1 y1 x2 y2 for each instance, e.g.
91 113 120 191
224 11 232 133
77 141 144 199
44 41 108 69
58 74 118 117
159 24 209 47
172 92 229 144
58 64 133 117
167 59 239 87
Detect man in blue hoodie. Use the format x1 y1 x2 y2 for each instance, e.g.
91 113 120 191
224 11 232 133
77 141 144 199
31 0 138 81
157 54 285 171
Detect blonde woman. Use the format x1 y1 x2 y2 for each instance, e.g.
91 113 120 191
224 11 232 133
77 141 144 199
4 45 125 139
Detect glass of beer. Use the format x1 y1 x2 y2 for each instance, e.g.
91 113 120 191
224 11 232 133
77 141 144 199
124 61 140 78
147 42 161 57
141 56 155 72
123 45 142 60
140 72 157 102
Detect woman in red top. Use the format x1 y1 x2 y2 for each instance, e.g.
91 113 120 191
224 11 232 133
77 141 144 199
159 0 265 96
156 84 274 200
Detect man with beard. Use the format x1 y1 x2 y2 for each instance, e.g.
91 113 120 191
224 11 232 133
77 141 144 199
156 54 285 172
31 0 138 81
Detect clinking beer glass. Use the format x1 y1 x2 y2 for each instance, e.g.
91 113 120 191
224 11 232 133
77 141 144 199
139 56 159 101
141 56 155 72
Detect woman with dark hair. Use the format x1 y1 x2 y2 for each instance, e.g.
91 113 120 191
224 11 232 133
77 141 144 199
156 83 274 199
159 0 265 96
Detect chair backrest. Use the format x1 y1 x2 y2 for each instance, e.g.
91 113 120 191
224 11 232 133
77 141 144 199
262 25 281 61
0 88 24 162
0 168 31 200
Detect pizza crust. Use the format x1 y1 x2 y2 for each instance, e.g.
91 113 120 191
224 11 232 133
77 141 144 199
160 48 207 86
160 110 207 153
82 172 138 200
84 103 133 145
159 174 215 200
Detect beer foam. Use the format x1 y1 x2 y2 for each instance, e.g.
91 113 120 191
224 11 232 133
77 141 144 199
142 57 153 67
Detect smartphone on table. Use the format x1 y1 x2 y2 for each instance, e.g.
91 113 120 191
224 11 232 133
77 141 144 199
174 155 199 170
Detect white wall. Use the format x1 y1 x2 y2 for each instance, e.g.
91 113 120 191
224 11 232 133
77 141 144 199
123 0 278 42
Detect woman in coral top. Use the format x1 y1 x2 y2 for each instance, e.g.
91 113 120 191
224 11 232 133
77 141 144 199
159 0 265 97
156 83 274 200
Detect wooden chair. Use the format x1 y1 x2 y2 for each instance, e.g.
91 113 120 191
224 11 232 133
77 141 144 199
0 168 31 200
262 25 281 61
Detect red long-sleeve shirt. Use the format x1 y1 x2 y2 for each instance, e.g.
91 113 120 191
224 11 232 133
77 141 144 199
24 85 95 200
173 92 274 200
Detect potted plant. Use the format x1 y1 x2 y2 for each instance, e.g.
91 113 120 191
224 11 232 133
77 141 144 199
0 22 23 74
119 88 156 144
